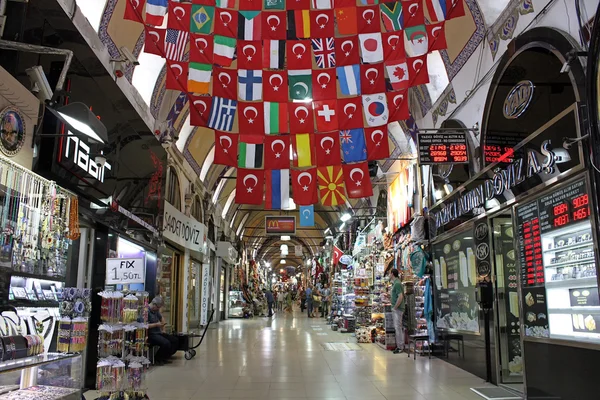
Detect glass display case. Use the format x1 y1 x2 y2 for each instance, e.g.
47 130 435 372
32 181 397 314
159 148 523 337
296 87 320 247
228 291 245 318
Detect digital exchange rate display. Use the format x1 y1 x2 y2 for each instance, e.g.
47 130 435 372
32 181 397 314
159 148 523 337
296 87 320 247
417 132 469 165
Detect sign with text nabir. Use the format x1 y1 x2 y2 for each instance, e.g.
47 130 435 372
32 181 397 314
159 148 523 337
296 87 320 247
106 258 145 284
417 132 469 165
265 216 296 235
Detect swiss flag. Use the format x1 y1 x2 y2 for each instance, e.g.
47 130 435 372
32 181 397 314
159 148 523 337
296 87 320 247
387 90 410 122
166 61 188 91
335 36 360 66
332 245 343 265
409 55 429 87
264 135 291 170
239 0 262 10
286 0 310 10
286 40 312 69
238 102 265 134
263 11 286 40
447 0 466 19
427 22 447 51
263 71 288 103
214 8 238 38
144 28 165 56
213 66 238 100
313 100 338 133
167 2 191 32
357 5 380 34
312 69 336 101
289 102 315 133
190 34 213 64
123 0 145 23
403 0 425 27
236 169 264 205
310 10 335 39
214 131 238 167
365 126 390 160
360 63 386 95
189 95 213 127
382 32 405 61
337 97 364 130
291 168 318 205
315 132 342 167
343 163 373 198
237 40 262 69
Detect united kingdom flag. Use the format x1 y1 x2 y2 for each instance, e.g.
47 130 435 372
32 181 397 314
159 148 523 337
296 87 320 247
311 38 336 68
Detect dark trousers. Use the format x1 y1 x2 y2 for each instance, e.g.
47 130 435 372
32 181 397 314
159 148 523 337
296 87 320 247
301 298 306 312
321 301 329 317
149 333 178 361
268 301 274 316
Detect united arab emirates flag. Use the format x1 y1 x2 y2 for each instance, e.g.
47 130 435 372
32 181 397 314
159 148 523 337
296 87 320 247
238 140 264 168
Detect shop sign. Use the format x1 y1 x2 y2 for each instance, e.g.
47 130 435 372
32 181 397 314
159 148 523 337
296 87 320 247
217 241 238 264
417 132 469 165
265 216 296 235
59 130 112 183
503 80 534 119
339 255 353 265
113 202 159 235
105 258 145 284
0 106 26 157
162 201 206 253
200 263 210 325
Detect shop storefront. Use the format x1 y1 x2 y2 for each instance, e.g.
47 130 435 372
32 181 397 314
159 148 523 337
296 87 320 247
216 241 238 321
428 27 591 396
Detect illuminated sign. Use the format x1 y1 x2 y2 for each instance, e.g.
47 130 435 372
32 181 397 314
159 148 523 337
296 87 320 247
60 131 112 183
503 80 534 120
265 216 296 235
417 132 469 165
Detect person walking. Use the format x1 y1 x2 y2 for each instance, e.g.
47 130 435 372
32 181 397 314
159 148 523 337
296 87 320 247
312 285 322 318
277 290 285 311
265 289 275 317
300 288 307 312
390 269 405 353
285 290 293 313
320 284 331 318
305 285 313 318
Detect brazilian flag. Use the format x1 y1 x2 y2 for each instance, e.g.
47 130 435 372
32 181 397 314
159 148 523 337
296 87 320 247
190 5 214 34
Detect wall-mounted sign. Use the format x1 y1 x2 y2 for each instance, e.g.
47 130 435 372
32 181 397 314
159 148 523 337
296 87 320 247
59 131 112 183
105 258 145 284
162 201 206 253
265 216 296 235
200 263 210 325
0 106 25 157
417 132 469 165
503 80 534 119
217 241 238 264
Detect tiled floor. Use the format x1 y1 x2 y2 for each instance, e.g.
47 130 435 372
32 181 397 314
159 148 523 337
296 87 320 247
144 310 495 400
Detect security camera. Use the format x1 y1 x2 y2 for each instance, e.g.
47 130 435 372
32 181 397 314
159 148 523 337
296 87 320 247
120 46 140 66
25 66 53 102
560 62 571 74
95 154 107 168
161 138 172 149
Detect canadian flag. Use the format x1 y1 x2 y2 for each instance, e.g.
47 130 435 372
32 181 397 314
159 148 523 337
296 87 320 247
337 97 364 130
312 69 336 101
188 94 212 127
263 70 289 103
332 245 343 265
238 102 265 134
289 102 315 133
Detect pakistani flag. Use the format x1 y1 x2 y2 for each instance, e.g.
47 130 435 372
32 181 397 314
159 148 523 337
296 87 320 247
190 5 213 34
288 69 312 101
405 25 428 56
238 142 264 168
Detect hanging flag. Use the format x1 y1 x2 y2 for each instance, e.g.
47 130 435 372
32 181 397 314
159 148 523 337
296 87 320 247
239 102 265 134
315 132 341 166
238 11 261 40
385 60 410 90
288 70 312 101
286 40 312 69
402 0 425 27
189 95 212 127
337 97 364 129
409 55 429 86
168 2 192 31
144 28 165 56
124 0 145 23
446 0 466 20
264 135 291 170
360 63 386 95
317 166 347 206
335 36 360 66
208 96 237 131
311 0 332 9
404 25 428 56
239 0 262 11
213 35 236 66
262 11 286 40
214 131 238 167
214 8 238 37
313 100 338 133
263 71 289 102
145 0 168 26
343 162 373 198
291 168 318 205
337 65 361 96
190 5 214 34
293 133 314 167
236 169 264 205
213 66 238 100
312 69 336 101
362 93 389 127
310 10 335 39
264 102 289 134
332 245 343 264
289 103 314 133
364 126 390 160
289 10 311 39
165 29 189 61
190 34 213 63
194 0 216 5
340 128 367 163
216 0 235 7
380 2 403 32
311 38 336 68
166 61 188 91
357 5 380 34
238 40 262 69
387 89 410 121
425 0 447 22
382 31 405 61
238 69 263 101
238 136 264 168
335 7 357 35
427 22 447 51
188 62 212 94
263 40 285 69
265 0 284 10
286 0 310 10
266 170 290 210
299 205 314 227
359 33 384 63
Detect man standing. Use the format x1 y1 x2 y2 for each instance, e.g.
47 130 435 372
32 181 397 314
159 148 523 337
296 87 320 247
300 288 307 312
265 289 275 317
277 290 285 311
390 269 405 354
305 285 313 318
147 296 178 365
320 284 331 318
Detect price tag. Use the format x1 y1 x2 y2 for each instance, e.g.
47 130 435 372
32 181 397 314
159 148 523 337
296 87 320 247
106 258 145 284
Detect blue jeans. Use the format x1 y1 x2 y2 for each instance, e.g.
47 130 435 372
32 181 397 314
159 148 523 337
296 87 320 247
307 301 313 316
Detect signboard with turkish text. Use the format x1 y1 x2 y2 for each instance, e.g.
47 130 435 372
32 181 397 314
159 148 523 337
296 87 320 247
106 258 145 284
200 263 210 325
163 201 206 254
417 132 469 165
265 216 296 235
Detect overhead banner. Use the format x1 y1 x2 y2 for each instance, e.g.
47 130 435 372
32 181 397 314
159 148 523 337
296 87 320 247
265 216 296 235
163 201 206 254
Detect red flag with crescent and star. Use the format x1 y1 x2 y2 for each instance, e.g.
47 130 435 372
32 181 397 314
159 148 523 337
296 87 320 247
286 40 313 69
317 165 347 206
337 97 364 130
312 68 336 101
144 27 165 56
315 132 341 167
236 168 264 205
332 245 343 265
189 94 212 127
386 89 410 121
214 131 238 167
212 66 238 100
264 135 290 170
343 162 373 198
189 34 213 63
238 102 265 134
364 126 390 160
289 102 315 133
262 11 287 40
263 70 289 103
291 168 318 205
124 0 146 23
335 36 360 66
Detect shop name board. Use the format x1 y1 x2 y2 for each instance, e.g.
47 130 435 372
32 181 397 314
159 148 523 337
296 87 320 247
417 132 469 164
433 140 563 230
106 258 145 284
503 80 534 119
62 131 112 183
265 216 296 235
163 201 206 253
114 203 159 235
200 264 210 325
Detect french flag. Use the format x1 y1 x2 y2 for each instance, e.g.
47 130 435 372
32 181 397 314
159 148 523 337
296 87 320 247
145 0 168 26
266 169 290 210
425 0 447 22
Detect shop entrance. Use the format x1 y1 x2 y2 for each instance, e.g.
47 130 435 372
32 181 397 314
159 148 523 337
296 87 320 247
220 267 226 320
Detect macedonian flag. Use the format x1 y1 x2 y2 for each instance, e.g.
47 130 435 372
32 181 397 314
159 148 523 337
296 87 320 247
317 166 347 206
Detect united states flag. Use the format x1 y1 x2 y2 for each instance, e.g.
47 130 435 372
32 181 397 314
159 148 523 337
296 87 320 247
311 38 335 68
165 29 189 61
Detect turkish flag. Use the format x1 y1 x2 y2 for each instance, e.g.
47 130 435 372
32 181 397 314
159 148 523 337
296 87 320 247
189 94 212 127
409 55 429 87
357 5 380 34
312 69 336 101
123 0 145 23
382 31 405 62
403 0 425 27
286 0 310 10
238 102 265 134
214 8 238 38
335 36 360 66
313 100 338 133
387 90 410 121
166 61 188 91
427 22 447 51
291 168 318 205
214 131 238 167
213 66 238 100
190 34 213 63
286 40 312 69
289 102 315 133
264 135 291 170
167 2 191 31
365 126 390 160
239 0 262 10
447 0 466 19
237 40 262 69
360 63 386 95
315 132 342 167
263 70 288 103
337 97 364 130
236 169 264 205
144 28 165 56
332 245 343 265
343 163 373 198
310 10 335 39
263 11 286 40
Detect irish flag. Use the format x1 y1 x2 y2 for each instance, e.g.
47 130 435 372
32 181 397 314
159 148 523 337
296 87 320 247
265 169 290 210
264 102 288 134
188 63 211 94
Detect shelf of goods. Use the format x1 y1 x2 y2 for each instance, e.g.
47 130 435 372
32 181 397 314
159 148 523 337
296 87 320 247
353 277 371 327
375 305 396 350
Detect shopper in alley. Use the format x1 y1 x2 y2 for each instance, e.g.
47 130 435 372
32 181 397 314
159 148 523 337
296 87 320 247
390 269 406 354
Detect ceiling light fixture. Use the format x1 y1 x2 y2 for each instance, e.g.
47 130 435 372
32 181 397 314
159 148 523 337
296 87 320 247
280 236 291 241
340 213 352 222
47 102 109 144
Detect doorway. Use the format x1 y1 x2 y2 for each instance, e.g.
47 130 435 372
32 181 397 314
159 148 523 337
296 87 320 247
220 266 226 320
